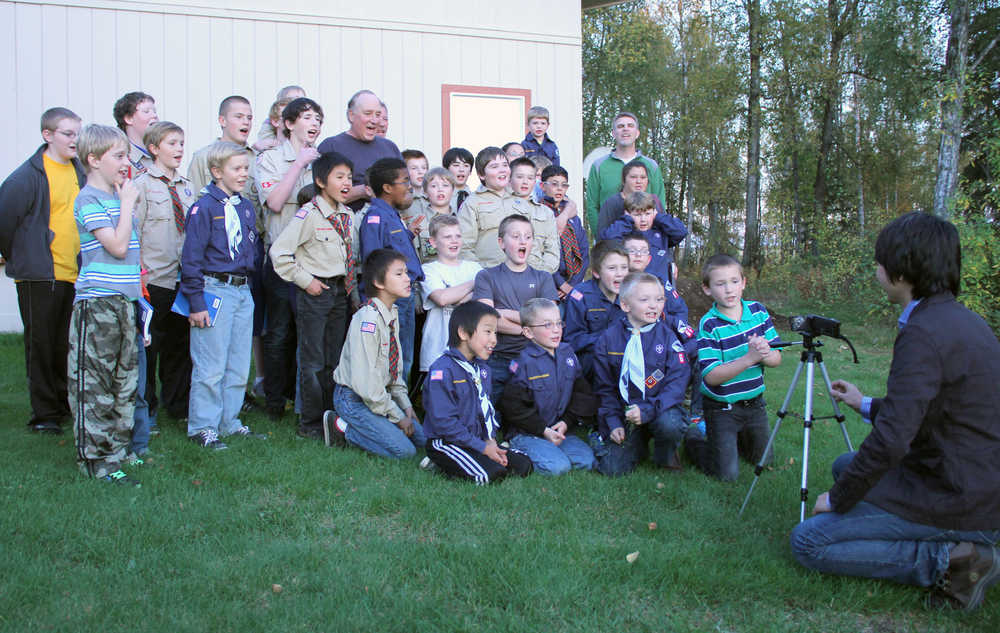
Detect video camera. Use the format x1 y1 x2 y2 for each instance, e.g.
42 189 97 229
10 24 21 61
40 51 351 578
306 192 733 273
789 314 841 339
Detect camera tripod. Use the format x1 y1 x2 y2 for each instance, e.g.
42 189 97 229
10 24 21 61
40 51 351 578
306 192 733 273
738 335 856 522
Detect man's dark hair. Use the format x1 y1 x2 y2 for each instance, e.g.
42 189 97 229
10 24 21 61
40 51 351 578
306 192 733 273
442 147 474 168
218 95 251 117
509 156 536 173
366 157 407 198
541 165 569 181
113 92 154 131
448 301 500 347
281 98 324 138
875 211 961 298
313 151 354 190
363 248 407 297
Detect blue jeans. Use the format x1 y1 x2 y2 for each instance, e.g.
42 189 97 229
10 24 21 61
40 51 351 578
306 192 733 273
396 292 416 384
188 278 253 437
509 433 595 475
129 332 152 455
790 452 1000 586
592 405 687 477
333 384 425 459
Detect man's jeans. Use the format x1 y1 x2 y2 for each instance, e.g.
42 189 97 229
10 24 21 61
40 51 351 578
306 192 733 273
188 278 253 436
593 405 686 477
790 452 1000 586
333 384 425 459
509 433 595 476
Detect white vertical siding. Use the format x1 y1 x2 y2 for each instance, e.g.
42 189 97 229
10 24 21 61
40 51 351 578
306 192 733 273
2 0 583 195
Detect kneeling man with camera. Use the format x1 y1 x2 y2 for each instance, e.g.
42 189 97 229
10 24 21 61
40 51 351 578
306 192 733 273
790 212 1000 611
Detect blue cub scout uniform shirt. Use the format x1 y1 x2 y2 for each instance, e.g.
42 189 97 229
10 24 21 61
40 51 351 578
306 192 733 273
520 132 560 167
423 348 494 453
359 198 424 282
564 279 623 369
593 316 690 438
601 212 688 283
506 342 581 435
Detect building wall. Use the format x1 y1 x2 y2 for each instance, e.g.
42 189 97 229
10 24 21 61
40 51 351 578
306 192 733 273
1 0 583 193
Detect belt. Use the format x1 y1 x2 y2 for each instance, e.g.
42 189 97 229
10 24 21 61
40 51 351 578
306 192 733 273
314 275 345 285
704 394 764 411
206 272 248 286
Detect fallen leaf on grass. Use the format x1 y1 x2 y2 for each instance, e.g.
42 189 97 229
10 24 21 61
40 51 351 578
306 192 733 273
271 584 283 594
656 482 665 490
192 479 203 486
626 551 639 564
648 522 657 531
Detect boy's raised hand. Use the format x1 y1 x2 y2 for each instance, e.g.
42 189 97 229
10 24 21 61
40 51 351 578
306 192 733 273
295 146 321 168
482 439 508 466
117 179 139 210
745 334 770 362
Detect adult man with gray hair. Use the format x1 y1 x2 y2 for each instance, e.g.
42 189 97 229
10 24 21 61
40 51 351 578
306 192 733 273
317 90 402 211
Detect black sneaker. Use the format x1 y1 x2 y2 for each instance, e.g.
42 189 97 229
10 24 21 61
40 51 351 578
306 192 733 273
189 430 228 450
296 424 324 441
230 424 267 440
101 470 141 487
322 410 347 447
241 393 260 413
30 420 64 434
265 405 285 422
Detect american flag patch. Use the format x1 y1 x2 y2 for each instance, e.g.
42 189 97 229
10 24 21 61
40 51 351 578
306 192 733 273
678 352 687 364
430 370 443 381
673 290 680 299
360 321 377 333
189 205 198 216
261 181 274 190
571 290 583 301
295 208 308 219
509 360 518 373
367 215 381 224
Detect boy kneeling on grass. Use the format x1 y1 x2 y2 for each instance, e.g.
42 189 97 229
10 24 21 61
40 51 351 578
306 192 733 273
422 301 533 484
327 249 425 459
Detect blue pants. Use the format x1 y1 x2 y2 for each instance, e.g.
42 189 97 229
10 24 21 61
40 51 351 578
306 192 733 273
790 452 1000 586
333 384 425 459
593 405 686 477
188 278 253 437
396 292 416 385
509 433 595 475
704 395 770 481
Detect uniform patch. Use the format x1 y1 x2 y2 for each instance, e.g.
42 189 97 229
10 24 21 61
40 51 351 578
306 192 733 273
360 321 377 333
645 375 658 388
658 249 666 256
509 360 518 373
430 370 443 381
189 205 198 216
184 188 192 197
262 181 274 190
655 344 664 354
529 283 536 289
571 289 583 301
367 215 381 224
295 208 308 219
567 357 575 367
673 290 680 299
481 368 488 379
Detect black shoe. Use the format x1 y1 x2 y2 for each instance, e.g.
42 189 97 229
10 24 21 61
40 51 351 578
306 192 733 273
101 470 141 487
265 405 285 422
188 430 228 450
296 424 324 441
926 542 1000 611
30 420 64 434
322 410 347 447
241 393 260 413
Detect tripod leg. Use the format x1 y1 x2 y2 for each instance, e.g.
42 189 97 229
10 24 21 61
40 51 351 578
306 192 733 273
799 360 816 523
818 360 854 452
739 360 805 516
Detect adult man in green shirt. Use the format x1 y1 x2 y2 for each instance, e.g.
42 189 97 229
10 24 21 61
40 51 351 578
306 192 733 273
584 111 665 237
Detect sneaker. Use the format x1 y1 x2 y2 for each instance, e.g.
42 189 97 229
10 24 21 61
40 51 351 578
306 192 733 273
419 456 439 472
322 410 347 447
296 424 324 440
101 470 141 487
231 425 267 440
30 420 64 435
926 542 1000 611
189 430 228 450
125 454 145 467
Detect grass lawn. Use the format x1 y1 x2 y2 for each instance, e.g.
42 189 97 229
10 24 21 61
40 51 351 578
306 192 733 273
0 304 997 633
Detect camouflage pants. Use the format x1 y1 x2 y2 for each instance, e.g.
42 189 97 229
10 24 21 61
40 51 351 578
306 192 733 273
68 296 137 478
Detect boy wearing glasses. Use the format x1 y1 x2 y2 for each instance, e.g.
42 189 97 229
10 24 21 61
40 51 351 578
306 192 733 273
499 298 596 475
0 107 85 435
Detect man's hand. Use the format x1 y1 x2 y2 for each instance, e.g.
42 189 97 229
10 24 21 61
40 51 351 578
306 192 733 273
406 215 426 234
812 491 833 514
609 427 626 445
830 379 863 412
305 278 329 296
189 310 211 328
482 439 508 466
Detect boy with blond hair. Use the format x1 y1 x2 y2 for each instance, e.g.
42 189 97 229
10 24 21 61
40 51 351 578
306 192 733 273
0 107 85 434
69 124 142 484
520 105 560 167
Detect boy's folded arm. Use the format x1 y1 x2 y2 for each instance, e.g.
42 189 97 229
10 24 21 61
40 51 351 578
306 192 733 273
599 215 632 241
499 381 549 436
654 212 688 246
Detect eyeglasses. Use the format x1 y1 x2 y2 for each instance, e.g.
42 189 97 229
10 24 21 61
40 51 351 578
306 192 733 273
525 320 564 331
391 179 411 187
626 249 650 256
544 181 569 189
55 130 78 140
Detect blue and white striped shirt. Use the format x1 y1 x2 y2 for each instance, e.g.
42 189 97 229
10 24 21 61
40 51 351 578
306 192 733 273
74 184 141 302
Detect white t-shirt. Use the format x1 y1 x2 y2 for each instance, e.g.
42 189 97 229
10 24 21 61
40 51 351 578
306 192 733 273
420 259 483 371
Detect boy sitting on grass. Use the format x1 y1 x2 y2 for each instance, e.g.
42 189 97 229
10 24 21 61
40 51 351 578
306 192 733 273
564 240 629 378
696 254 781 481
499 298 596 475
422 301 533 484
328 249 425 458
592 272 690 476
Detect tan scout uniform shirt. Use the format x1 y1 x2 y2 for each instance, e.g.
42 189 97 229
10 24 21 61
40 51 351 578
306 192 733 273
401 191 451 263
269 196 357 291
127 142 152 179
333 297 411 423
134 165 197 288
511 195 560 274
255 139 314 245
187 141 262 233
457 185 523 267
